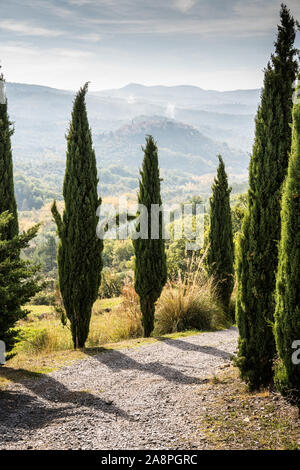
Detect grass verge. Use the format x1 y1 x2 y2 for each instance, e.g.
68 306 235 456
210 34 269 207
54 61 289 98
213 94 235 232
197 366 300 450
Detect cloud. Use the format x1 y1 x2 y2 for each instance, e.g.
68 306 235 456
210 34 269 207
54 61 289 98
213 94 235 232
173 0 198 13
166 103 176 118
18 0 299 40
0 19 64 37
57 0 300 38
76 33 102 42
1 0 299 92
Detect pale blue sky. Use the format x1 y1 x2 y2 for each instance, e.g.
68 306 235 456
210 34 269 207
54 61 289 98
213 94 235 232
0 0 299 91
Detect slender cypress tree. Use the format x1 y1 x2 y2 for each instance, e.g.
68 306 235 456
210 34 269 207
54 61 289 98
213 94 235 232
133 135 167 337
0 213 41 354
236 5 298 389
0 70 41 354
0 70 18 241
274 89 300 400
207 155 234 318
51 83 103 349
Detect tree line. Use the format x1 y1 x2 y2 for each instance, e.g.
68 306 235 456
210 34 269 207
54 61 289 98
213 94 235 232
0 4 299 402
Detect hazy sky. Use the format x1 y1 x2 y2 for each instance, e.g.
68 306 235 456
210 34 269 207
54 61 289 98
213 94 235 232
1 0 299 91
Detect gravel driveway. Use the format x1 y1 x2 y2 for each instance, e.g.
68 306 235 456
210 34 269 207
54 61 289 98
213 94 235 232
0 328 238 450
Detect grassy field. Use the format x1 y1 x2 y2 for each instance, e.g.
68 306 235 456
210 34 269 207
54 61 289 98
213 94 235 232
13 297 130 357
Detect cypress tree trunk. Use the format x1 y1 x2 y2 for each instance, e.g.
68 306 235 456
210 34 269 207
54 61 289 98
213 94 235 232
52 83 103 349
0 71 18 241
236 5 298 389
274 88 300 400
133 136 167 337
207 155 234 318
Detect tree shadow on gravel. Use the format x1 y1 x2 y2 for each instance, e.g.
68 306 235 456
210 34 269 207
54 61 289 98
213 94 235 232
0 366 133 433
155 337 233 361
85 349 205 385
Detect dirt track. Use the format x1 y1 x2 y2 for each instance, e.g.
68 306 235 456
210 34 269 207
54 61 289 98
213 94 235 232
0 328 238 449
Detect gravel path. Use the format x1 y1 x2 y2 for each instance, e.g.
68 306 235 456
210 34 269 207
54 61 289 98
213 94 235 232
0 328 238 450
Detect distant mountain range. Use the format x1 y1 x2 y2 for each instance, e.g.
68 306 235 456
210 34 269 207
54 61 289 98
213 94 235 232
97 83 260 114
5 81 257 205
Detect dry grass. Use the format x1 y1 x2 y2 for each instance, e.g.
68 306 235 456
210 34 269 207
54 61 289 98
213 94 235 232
197 366 300 450
87 285 143 346
11 261 228 358
6 260 228 381
15 298 125 356
155 258 228 335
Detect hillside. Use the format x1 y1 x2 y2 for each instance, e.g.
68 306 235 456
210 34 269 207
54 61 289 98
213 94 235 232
5 81 254 206
97 116 248 173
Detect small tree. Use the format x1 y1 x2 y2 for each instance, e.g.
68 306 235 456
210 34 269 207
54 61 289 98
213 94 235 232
133 135 167 337
274 89 300 400
207 156 234 318
0 70 18 242
0 212 41 354
52 83 103 349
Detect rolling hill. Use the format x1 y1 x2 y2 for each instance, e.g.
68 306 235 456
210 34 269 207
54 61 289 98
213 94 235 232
4 81 255 206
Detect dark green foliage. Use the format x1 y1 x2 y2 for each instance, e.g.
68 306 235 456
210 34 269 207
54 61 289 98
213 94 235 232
166 238 188 279
14 173 58 211
0 73 18 241
207 156 234 317
52 83 103 349
34 234 57 274
133 136 167 337
0 212 41 353
236 5 299 389
274 94 300 400
99 270 127 299
231 193 248 238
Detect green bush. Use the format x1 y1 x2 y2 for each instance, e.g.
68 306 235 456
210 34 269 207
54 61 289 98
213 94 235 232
31 291 55 306
98 270 127 299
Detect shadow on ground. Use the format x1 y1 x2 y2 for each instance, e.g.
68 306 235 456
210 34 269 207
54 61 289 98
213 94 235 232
155 336 233 360
0 365 133 434
0 331 234 437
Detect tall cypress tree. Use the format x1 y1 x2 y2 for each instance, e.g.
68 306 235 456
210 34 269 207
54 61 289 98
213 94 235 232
52 83 103 349
236 5 298 389
274 88 300 399
0 70 41 353
133 135 167 337
0 70 18 241
207 155 234 318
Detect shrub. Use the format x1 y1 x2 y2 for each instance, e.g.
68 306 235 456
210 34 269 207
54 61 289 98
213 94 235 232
154 262 228 335
86 283 143 346
18 322 72 354
31 291 55 306
98 270 127 299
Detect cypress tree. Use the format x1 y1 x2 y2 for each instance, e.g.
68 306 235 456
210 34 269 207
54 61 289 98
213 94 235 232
51 83 103 349
236 5 298 389
0 212 41 354
207 155 234 318
0 70 18 241
133 135 167 337
274 89 300 399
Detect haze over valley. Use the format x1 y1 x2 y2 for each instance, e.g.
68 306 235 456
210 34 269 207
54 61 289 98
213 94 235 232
7 81 258 209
